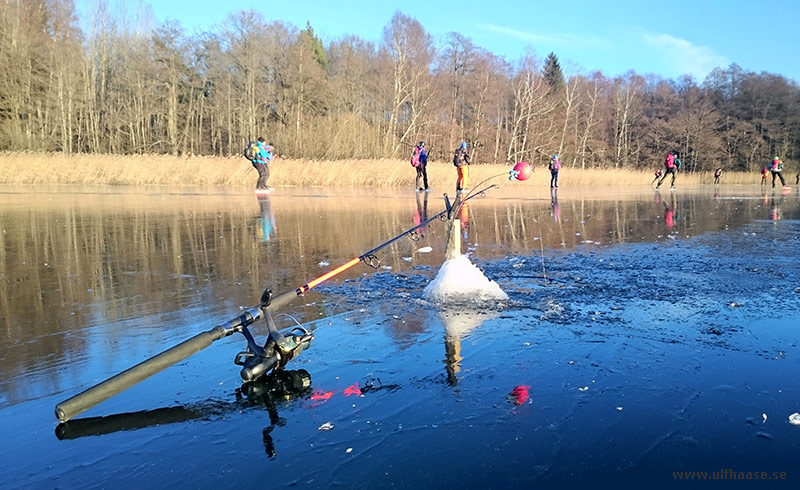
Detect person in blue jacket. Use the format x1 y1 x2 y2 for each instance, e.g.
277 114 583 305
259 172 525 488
251 137 274 192
411 141 429 191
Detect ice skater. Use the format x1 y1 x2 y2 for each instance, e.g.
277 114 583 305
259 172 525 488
410 141 429 191
651 168 662 186
769 156 786 188
656 151 680 189
245 137 275 193
453 142 470 193
549 154 561 189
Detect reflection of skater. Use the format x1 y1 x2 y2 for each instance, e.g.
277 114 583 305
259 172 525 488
459 202 470 239
257 195 275 242
550 188 560 222
651 168 662 186
413 189 429 237
453 142 470 193
656 151 680 189
713 167 722 184
769 197 781 221
760 167 769 185
549 154 561 189
410 141 429 191
769 156 786 188
663 193 676 229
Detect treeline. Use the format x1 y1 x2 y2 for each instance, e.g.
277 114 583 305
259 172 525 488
1 0 798 171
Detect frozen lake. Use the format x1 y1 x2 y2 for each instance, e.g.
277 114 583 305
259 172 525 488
1 184 798 487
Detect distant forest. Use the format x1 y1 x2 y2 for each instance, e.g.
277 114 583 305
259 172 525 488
1 1 798 171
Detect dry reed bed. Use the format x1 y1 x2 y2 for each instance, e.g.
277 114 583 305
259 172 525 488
0 152 763 187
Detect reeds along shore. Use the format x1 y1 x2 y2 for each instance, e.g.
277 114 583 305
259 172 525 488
0 152 777 187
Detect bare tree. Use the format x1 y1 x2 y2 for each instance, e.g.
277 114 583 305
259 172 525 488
379 11 434 157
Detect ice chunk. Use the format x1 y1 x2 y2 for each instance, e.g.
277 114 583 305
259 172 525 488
423 255 508 304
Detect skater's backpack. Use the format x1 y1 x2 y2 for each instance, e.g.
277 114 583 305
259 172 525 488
243 141 260 161
411 146 422 167
664 153 675 168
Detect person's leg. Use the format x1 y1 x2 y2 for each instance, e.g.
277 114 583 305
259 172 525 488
772 171 777 188
456 166 469 191
421 164 429 190
416 166 423 190
553 170 559 188
670 168 676 187
255 163 267 189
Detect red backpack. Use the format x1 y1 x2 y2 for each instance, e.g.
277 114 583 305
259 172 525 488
411 146 422 167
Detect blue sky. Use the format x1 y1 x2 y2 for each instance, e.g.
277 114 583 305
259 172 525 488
82 0 799 82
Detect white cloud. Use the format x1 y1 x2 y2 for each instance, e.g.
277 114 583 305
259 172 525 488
476 23 608 49
641 32 728 79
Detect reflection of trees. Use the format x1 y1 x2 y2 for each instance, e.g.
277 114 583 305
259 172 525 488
473 192 769 252
0 194 437 404
0 191 789 405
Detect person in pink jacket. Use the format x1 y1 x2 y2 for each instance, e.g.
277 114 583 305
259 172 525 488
656 151 679 189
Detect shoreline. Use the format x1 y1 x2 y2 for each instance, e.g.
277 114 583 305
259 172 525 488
0 152 782 187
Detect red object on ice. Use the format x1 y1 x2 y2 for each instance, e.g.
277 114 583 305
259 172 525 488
510 161 533 181
510 385 531 405
343 383 362 396
311 391 334 402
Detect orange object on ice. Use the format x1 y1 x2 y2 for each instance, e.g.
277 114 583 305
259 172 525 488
343 383 362 396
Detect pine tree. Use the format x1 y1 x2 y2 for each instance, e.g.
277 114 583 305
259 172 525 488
543 52 565 91
301 21 328 70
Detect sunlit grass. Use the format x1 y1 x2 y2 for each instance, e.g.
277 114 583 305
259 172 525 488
0 152 778 187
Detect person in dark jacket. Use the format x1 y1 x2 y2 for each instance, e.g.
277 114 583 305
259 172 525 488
453 141 471 193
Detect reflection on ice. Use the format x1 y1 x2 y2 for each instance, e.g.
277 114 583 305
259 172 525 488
439 308 499 385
